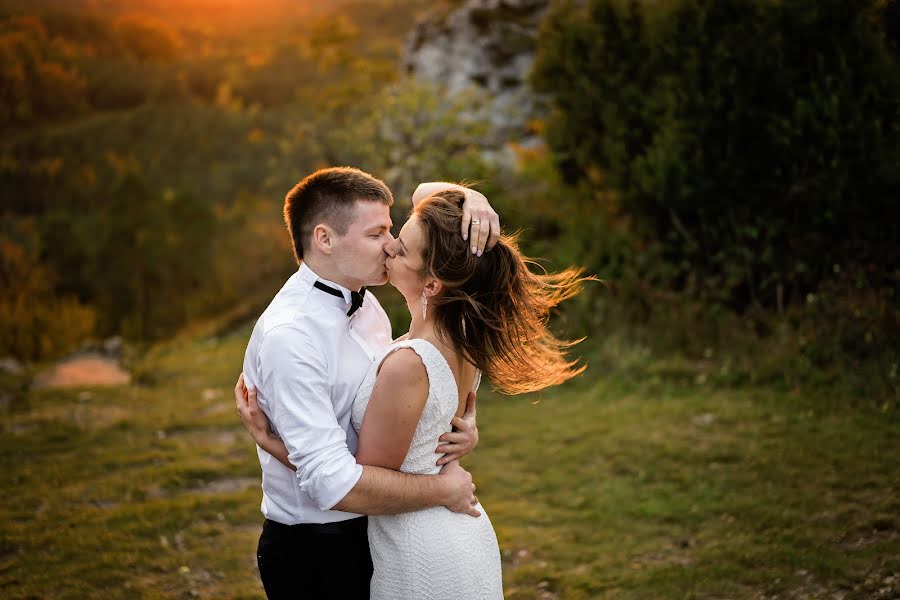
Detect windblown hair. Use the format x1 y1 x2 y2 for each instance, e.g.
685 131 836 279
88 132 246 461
414 189 592 394
284 166 393 263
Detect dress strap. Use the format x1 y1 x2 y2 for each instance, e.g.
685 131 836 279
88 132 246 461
376 339 459 399
375 339 440 380
380 340 482 396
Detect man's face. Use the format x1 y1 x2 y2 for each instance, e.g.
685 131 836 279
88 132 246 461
331 200 394 290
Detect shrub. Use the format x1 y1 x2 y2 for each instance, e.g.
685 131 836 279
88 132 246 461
113 14 182 62
0 16 87 130
531 0 900 311
0 219 95 360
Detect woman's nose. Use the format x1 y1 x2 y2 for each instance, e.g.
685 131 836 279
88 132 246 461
383 238 397 257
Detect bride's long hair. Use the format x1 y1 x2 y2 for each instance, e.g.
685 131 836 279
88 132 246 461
413 189 592 394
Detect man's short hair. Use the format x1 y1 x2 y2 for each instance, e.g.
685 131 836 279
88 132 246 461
283 167 393 263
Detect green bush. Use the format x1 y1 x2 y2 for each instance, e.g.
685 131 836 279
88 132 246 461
89 173 217 340
113 13 183 62
0 1 434 360
0 15 88 130
531 0 900 310
483 142 897 401
0 218 95 360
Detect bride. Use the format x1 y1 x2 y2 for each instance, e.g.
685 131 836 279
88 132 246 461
240 188 589 598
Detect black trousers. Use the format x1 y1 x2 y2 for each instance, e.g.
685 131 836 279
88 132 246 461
256 516 372 600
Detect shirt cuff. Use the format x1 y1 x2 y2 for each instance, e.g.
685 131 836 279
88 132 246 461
298 455 364 511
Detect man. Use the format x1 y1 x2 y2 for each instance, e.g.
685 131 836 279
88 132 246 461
237 167 500 599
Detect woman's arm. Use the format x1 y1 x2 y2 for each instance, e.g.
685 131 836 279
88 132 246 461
355 349 429 470
234 347 431 471
235 354 477 470
235 374 295 470
235 374 480 517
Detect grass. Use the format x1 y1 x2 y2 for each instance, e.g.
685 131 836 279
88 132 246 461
1 324 897 599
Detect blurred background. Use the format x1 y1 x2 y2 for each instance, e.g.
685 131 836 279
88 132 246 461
1 0 898 598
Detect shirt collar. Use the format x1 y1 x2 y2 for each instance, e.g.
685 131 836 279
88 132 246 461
297 262 357 306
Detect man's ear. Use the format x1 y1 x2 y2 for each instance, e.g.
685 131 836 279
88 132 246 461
312 224 334 255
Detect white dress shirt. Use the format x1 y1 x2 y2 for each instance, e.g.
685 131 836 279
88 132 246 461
242 262 393 524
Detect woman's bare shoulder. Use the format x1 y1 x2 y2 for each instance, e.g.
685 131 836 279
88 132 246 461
376 347 427 386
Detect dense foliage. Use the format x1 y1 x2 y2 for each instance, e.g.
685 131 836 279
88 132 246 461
531 0 899 312
1 0 895 401
0 0 497 359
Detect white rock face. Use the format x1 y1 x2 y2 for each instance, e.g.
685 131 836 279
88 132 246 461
404 0 549 136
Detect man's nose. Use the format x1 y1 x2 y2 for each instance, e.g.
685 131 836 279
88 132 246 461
383 237 397 256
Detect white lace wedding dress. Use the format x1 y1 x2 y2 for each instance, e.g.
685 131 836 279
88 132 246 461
351 338 504 600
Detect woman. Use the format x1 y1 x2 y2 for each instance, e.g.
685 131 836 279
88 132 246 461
240 188 589 599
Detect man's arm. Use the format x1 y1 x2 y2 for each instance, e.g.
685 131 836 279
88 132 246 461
256 327 480 517
259 325 363 510
235 371 479 515
412 182 501 255
335 460 478 516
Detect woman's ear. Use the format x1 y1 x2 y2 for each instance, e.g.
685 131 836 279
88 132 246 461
423 277 443 298
313 224 334 255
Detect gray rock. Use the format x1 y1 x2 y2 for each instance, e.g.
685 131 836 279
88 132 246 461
102 336 124 357
0 357 24 375
404 0 549 137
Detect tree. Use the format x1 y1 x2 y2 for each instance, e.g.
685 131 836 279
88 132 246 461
93 171 215 339
113 13 183 62
0 16 87 130
0 217 94 360
532 0 900 309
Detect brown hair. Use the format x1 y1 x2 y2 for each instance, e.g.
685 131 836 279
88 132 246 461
414 189 592 394
284 167 393 263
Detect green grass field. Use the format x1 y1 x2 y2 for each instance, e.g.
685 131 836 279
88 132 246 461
1 324 897 599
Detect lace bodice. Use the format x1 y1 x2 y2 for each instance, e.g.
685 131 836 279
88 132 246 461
351 338 480 475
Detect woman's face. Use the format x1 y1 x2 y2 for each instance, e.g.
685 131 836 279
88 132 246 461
384 215 427 301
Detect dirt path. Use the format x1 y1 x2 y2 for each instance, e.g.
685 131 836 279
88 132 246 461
32 353 131 388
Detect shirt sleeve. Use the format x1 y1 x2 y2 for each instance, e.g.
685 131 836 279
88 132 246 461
257 324 363 511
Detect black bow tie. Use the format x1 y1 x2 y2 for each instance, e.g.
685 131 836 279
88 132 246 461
314 281 366 316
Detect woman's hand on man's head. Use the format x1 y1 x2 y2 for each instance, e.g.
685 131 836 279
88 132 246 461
412 182 501 255
459 188 500 256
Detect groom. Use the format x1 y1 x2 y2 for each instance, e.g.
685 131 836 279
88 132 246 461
239 167 500 599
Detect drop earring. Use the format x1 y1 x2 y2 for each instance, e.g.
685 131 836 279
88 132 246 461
421 291 428 320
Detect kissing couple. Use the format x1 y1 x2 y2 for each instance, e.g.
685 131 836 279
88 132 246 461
234 167 589 599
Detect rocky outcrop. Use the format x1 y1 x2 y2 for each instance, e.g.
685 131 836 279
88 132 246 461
404 0 549 137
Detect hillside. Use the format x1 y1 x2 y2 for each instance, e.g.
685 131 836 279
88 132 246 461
1 322 897 599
